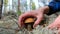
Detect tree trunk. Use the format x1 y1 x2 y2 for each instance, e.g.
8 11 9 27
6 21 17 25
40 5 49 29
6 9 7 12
18 0 20 11
0 0 3 19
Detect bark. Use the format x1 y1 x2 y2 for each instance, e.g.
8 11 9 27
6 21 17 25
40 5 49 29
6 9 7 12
0 0 3 19
18 0 20 11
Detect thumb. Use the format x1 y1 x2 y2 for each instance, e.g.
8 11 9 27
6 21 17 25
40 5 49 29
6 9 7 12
47 23 55 29
58 28 60 34
33 16 43 28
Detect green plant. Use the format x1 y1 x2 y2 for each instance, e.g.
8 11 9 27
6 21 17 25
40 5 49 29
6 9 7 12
17 10 22 16
4 0 8 6
31 2 36 10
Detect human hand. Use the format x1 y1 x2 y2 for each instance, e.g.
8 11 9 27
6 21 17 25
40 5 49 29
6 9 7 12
47 15 60 34
18 9 45 28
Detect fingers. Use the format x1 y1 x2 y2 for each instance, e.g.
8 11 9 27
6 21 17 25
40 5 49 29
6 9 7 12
47 22 57 29
47 21 60 29
18 15 24 27
18 12 37 27
47 15 60 29
58 28 60 34
33 15 43 28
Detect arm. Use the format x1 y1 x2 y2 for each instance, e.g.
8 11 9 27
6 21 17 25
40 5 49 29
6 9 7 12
39 0 60 15
18 0 60 28
47 0 60 15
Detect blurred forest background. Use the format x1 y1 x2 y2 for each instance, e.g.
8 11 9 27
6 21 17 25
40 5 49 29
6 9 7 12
0 0 60 34
1 0 51 16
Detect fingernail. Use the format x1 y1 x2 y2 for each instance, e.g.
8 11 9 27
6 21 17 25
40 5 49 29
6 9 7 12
33 25 36 28
33 24 37 28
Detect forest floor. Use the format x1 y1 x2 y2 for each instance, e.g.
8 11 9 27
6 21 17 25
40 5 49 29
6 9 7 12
0 14 58 34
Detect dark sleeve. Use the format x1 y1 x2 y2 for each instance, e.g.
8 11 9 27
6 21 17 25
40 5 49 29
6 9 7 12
47 0 60 15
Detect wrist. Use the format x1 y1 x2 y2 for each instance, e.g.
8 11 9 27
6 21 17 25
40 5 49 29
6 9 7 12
38 6 49 14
